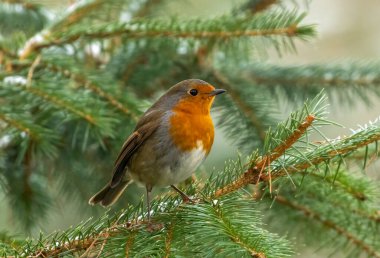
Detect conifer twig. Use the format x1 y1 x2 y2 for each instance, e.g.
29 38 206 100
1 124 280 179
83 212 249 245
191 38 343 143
5 58 136 118
214 115 315 197
25 87 96 124
274 195 380 258
26 55 41 87
248 63 380 88
212 203 266 258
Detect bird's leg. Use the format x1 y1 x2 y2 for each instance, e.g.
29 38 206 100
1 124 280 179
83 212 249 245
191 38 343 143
146 184 152 222
145 185 164 232
170 185 194 203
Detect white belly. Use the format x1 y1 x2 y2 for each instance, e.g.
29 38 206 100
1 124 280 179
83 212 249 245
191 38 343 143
165 144 206 185
129 141 207 187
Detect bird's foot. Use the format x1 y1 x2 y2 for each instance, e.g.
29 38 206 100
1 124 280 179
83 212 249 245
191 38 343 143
170 185 199 204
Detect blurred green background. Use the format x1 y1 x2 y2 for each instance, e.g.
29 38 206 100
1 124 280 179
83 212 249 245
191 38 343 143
0 0 379 256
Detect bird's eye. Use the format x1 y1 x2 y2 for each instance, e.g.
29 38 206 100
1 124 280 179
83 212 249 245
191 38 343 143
189 89 198 96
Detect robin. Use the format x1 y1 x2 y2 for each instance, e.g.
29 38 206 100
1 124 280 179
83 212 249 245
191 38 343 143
89 79 226 220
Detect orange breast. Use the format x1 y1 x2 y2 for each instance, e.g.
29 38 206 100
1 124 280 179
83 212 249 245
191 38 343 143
169 102 214 154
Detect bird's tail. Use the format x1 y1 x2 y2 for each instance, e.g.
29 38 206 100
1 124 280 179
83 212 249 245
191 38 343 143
89 180 131 207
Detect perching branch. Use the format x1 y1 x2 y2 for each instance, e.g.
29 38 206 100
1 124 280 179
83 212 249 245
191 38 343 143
26 110 380 257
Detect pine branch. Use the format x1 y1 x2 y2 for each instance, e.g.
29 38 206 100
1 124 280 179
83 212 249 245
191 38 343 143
19 11 315 58
210 204 266 258
274 195 380 258
2 57 138 119
246 62 380 104
41 60 136 118
25 86 96 125
22 195 292 257
249 62 380 88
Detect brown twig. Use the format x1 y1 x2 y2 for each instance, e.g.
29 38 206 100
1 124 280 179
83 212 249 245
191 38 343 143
275 195 380 258
0 113 37 140
26 55 41 87
214 114 315 197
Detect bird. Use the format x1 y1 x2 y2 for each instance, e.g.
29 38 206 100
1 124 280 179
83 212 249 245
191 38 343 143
89 79 226 220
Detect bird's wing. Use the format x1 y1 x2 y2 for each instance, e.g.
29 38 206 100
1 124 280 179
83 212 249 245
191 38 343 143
110 112 161 188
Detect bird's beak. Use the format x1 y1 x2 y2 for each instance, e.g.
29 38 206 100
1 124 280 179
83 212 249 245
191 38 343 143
209 89 226 96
